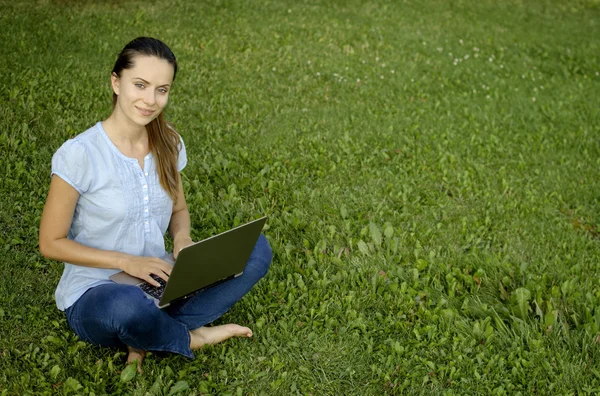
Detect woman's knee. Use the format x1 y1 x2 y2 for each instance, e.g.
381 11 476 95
250 234 272 278
68 284 157 345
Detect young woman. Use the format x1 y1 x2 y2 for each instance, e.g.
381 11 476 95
38 37 272 372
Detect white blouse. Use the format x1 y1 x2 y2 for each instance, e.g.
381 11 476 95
51 121 187 310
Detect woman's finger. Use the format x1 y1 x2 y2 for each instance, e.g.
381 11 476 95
153 259 173 276
151 269 170 283
143 273 161 287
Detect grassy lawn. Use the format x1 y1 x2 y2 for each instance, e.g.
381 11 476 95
1 0 600 394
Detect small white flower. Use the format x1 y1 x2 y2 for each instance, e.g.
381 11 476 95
473 89 477 94
532 97 536 102
333 73 338 77
500 64 504 68
381 63 386 68
459 39 464 45
515 88 519 91
596 71 599 76
437 47 443 52
316 72 321 76
362 60 366 64
357 78 361 83
376 57 380 62
486 95 491 99
540 85 544 90
411 78 415 82
489 57 493 62
307 60 311 65
380 75 384 79
391 70 395 74
534 87 538 92
473 47 479 52
464 55 469 60
272 67 276 71
345 67 349 70
522 74 526 79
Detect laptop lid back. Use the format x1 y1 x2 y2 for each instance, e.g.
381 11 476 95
158 216 267 307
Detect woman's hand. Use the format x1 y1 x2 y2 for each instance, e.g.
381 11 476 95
119 256 173 287
174 235 194 260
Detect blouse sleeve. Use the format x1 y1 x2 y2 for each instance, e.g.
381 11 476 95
177 135 187 172
51 139 93 194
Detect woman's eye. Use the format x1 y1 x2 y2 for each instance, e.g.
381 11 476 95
135 83 144 88
158 88 169 94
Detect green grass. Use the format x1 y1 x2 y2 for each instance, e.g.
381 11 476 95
1 0 600 394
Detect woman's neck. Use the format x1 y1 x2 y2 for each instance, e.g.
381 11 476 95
103 112 148 147
102 113 150 159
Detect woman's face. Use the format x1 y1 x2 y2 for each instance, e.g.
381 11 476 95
111 55 175 127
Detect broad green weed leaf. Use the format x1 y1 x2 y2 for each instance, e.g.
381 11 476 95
63 377 82 394
44 335 62 346
369 223 382 246
150 376 164 394
545 311 557 327
511 287 531 319
120 362 137 382
357 240 369 255
168 380 190 395
50 365 61 380
416 259 428 271
384 225 394 240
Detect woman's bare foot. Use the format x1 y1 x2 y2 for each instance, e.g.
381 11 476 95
126 346 146 374
190 324 253 349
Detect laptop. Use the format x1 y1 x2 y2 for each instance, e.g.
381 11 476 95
109 216 267 308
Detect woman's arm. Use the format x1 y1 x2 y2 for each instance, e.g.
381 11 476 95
169 177 193 258
39 175 171 286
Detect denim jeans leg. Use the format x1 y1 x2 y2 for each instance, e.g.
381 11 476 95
66 283 194 358
167 233 272 329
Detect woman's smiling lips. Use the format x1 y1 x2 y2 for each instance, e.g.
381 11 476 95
136 106 154 116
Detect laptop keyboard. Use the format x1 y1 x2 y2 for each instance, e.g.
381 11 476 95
139 274 167 300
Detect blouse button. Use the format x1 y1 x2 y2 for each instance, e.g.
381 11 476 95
144 172 148 176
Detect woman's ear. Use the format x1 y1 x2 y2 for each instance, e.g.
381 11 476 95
110 72 120 96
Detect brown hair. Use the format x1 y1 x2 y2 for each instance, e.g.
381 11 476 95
111 37 181 203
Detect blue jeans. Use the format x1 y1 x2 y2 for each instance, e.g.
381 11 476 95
65 234 272 359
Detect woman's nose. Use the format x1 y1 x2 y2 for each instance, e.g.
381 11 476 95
144 90 156 106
